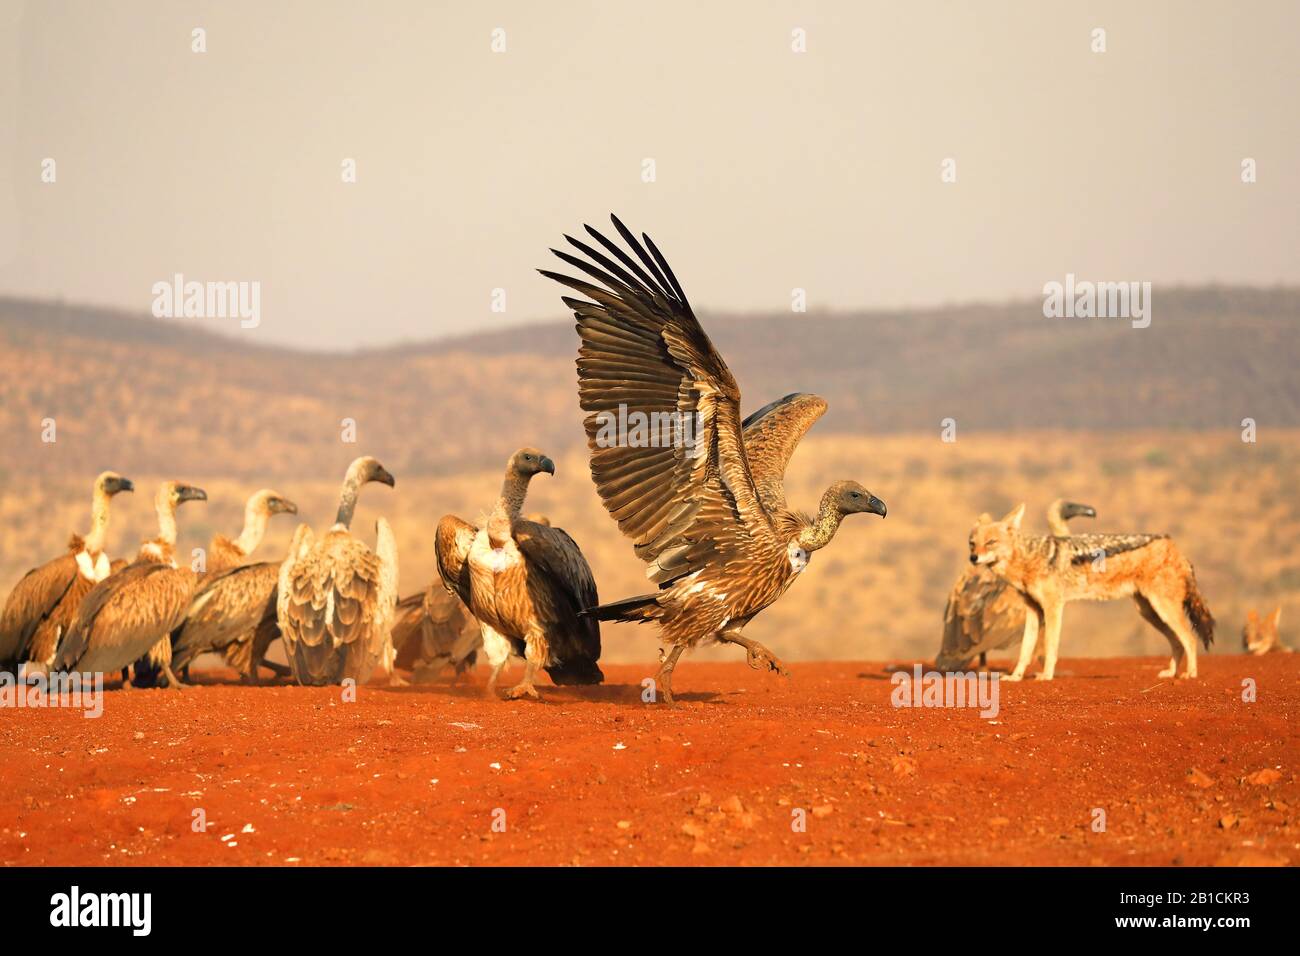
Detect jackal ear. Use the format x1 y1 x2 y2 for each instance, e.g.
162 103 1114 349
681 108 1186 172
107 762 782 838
1269 606 1282 629
1001 502 1026 529
976 512 993 525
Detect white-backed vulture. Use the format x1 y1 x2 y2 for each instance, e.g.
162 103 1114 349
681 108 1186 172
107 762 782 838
390 585 480 682
207 489 299 573
277 456 398 686
436 449 603 700
541 215 886 702
0 471 134 673
935 499 1096 670
162 489 299 684
55 481 207 687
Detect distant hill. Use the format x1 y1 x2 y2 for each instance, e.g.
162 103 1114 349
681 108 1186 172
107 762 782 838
1 287 1297 482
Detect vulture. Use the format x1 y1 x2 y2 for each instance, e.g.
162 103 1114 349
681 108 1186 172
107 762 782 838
935 499 1096 670
541 215 887 702
276 456 399 686
206 489 299 573
162 489 299 684
390 584 481 683
55 481 207 688
435 449 604 699
0 471 134 673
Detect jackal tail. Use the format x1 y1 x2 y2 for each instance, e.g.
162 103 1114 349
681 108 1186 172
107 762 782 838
1184 572 1215 649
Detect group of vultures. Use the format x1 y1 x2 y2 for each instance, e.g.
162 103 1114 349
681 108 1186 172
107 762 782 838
9 216 1263 702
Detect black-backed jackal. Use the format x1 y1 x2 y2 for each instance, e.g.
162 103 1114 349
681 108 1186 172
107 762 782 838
968 504 1215 680
1243 606 1288 654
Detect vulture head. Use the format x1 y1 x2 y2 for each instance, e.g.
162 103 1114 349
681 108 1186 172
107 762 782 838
95 471 135 497
830 480 887 518
968 502 1024 568
509 447 556 480
1054 499 1097 521
161 481 208 508
348 456 397 489
251 488 299 517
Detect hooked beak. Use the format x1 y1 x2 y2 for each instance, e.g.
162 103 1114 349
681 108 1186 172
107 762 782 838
279 498 299 515
115 477 135 495
539 456 556 476
179 486 207 504
866 494 887 518
1064 501 1097 520
375 468 396 488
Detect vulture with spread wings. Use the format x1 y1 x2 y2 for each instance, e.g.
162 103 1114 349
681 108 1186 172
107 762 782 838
541 215 887 702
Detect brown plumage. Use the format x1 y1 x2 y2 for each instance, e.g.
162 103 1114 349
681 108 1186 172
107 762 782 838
436 448 603 700
55 481 207 687
277 456 398 686
540 215 886 702
936 499 1097 670
390 585 480 682
149 489 299 684
0 472 134 672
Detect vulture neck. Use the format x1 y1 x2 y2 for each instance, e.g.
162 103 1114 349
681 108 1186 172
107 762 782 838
83 485 113 555
334 476 363 528
797 490 845 553
155 488 179 549
1046 502 1069 537
487 471 529 548
235 500 270 555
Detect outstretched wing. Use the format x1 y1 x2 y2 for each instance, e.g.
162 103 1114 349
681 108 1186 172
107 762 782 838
541 214 777 585
514 519 603 684
435 515 478 607
741 392 828 513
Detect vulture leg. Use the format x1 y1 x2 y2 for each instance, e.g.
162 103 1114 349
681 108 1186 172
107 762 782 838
504 629 546 701
653 644 685 705
481 624 512 696
719 630 791 678
160 662 189 689
119 666 133 689
979 652 987 669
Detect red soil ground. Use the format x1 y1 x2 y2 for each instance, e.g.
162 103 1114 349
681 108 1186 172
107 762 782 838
1 655 1296 866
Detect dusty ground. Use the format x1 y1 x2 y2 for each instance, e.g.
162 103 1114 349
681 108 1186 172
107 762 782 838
1 655 1296 867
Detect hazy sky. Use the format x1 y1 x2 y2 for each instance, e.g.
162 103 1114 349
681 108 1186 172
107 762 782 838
0 0 1296 349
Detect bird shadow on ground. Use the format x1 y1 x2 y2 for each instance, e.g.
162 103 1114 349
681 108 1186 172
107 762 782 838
369 679 723 705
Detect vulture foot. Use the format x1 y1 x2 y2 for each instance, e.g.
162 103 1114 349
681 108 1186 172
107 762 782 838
160 664 190 689
652 644 685 706
746 644 790 678
504 680 540 701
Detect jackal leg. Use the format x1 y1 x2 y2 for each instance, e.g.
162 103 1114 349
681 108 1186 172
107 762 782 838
1004 608 1041 681
1142 591 1198 679
1038 602 1064 680
1134 594 1183 678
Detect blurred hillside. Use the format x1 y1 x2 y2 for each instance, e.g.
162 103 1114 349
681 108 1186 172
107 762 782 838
1 287 1297 485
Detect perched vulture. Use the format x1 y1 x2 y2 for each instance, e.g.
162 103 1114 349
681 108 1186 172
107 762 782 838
0 471 134 672
55 481 207 688
540 215 886 702
277 456 399 686
935 499 1096 670
163 489 299 684
436 448 603 699
390 585 481 682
